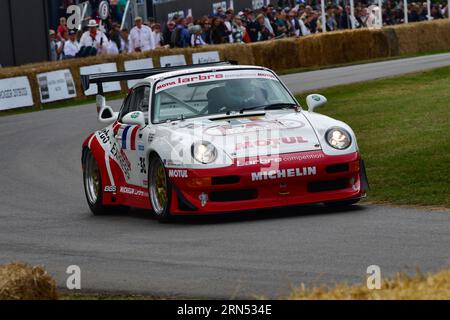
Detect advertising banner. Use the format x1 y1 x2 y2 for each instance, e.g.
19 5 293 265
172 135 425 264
80 63 121 96
0 76 33 110
124 58 154 88
37 69 77 103
192 51 220 64
160 55 187 68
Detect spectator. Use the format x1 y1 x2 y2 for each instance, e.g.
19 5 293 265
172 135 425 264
245 11 260 42
224 9 234 43
256 14 272 41
63 29 80 59
120 28 129 53
171 18 190 48
79 19 108 56
289 9 310 37
57 17 68 38
162 20 176 47
201 18 213 44
49 30 63 61
152 23 163 48
210 17 228 44
129 16 155 53
232 15 246 44
191 25 207 47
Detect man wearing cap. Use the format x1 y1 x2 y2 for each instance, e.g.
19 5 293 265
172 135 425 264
79 19 109 56
129 16 155 53
64 30 80 59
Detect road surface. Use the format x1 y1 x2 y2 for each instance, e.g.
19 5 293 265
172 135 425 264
0 54 449 298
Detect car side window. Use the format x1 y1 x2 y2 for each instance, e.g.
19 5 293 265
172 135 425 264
119 93 133 122
119 86 150 124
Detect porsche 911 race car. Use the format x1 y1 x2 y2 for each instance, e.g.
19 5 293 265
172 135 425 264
81 61 369 220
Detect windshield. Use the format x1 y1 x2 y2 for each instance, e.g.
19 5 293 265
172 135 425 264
152 69 297 123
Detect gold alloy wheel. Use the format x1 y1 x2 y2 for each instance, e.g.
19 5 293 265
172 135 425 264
85 152 101 205
150 157 168 215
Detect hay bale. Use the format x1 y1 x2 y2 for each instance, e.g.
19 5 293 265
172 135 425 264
0 262 58 300
250 38 300 70
394 20 450 55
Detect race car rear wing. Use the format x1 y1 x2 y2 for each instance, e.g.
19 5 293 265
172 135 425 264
81 60 238 94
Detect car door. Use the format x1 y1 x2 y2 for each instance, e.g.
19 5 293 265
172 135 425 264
115 85 150 187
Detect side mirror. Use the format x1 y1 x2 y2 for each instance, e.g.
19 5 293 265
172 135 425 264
306 94 327 113
98 106 118 124
122 111 146 127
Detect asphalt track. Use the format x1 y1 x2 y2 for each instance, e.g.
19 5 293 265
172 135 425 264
0 54 449 298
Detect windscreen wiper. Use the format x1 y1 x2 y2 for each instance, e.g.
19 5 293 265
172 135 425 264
239 103 298 113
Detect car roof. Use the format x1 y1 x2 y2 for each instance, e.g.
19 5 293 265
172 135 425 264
135 65 269 86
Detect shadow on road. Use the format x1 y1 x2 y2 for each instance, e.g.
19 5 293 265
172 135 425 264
109 204 367 226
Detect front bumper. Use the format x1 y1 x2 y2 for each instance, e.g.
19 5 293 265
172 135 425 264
168 151 368 215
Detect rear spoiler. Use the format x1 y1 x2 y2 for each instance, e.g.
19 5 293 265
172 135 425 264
81 60 239 94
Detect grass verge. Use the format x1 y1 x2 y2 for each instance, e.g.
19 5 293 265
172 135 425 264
289 268 450 300
295 66 450 208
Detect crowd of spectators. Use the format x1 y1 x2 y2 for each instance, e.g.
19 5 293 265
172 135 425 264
49 1 450 61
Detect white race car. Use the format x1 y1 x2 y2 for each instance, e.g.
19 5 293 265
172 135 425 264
81 61 368 221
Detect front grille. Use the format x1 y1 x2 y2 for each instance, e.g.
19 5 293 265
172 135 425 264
209 189 257 202
308 179 349 193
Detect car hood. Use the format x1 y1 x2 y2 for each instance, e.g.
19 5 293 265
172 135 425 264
166 110 322 159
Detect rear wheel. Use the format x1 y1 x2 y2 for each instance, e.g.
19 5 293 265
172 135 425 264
149 155 172 222
83 150 116 216
324 198 361 208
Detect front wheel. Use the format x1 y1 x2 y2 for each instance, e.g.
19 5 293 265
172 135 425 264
149 155 173 222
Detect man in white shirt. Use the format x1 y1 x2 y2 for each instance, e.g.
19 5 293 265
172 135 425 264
289 10 310 36
79 20 108 56
129 16 155 53
63 30 80 59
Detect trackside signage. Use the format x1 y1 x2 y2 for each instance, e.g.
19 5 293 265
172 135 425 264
80 63 121 96
155 70 278 93
192 51 220 64
160 55 187 68
37 69 77 103
0 76 33 110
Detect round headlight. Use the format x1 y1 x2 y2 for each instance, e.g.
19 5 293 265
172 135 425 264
192 141 218 164
326 128 352 150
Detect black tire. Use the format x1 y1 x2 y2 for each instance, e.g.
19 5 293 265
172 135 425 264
324 198 361 208
82 149 118 216
148 154 173 222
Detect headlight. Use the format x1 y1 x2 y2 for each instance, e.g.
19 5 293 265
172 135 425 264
326 128 352 150
192 141 218 164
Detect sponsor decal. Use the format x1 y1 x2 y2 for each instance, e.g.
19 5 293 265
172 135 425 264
236 136 308 151
168 169 189 179
237 153 326 167
156 74 224 92
251 166 317 182
120 186 148 197
98 128 111 145
312 95 321 102
138 145 145 152
131 112 140 119
199 193 209 207
104 186 117 193
119 125 139 151
139 157 147 174
110 142 131 180
204 119 305 136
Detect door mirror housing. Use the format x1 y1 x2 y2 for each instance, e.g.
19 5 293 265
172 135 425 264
98 106 119 124
122 111 146 127
306 94 327 113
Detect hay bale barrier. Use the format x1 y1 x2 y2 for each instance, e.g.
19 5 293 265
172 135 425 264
2 20 450 111
0 263 58 300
